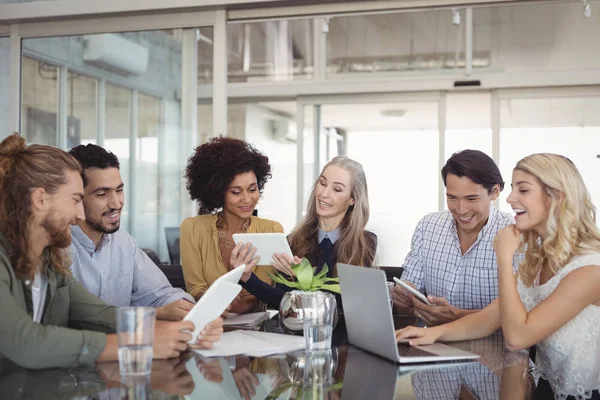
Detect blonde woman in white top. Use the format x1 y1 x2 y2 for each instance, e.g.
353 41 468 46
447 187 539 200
396 153 600 400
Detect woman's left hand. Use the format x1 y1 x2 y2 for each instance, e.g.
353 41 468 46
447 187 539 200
493 224 522 260
231 242 260 282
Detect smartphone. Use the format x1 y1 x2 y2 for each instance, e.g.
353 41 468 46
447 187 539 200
393 277 432 305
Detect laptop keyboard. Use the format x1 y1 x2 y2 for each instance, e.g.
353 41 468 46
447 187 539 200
398 344 436 358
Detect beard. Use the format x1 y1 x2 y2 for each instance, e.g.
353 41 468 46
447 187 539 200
41 212 72 248
85 209 121 235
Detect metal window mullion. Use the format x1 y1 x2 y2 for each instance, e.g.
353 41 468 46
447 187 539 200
157 97 166 261
313 18 327 81
491 89 500 209
296 102 304 223
438 91 447 212
465 8 473 77
97 78 106 146
313 104 321 180
213 9 228 136
9 25 21 134
57 65 68 149
128 89 138 237
181 28 198 219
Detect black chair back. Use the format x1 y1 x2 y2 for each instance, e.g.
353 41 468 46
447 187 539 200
377 266 404 282
165 227 180 265
158 264 186 290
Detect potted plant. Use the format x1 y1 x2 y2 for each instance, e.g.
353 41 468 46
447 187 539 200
268 258 340 335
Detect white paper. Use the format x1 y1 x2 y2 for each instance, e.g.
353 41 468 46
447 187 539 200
192 331 304 358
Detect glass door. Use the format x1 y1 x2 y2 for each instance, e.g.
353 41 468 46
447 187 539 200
296 94 441 266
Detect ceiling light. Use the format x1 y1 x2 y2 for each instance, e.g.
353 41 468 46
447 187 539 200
584 2 592 17
381 109 406 118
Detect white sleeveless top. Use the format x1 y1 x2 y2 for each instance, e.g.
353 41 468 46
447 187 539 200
518 253 600 399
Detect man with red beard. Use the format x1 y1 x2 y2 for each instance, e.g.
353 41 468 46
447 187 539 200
68 144 195 320
0 134 223 369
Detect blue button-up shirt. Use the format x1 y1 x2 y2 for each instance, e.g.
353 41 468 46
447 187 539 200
69 225 194 307
402 206 522 310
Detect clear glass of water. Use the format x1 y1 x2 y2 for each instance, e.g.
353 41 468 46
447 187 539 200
116 307 155 376
301 292 336 352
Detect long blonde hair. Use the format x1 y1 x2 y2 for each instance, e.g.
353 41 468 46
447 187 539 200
288 156 376 272
515 153 600 286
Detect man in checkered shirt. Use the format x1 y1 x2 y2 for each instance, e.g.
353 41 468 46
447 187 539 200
393 150 522 326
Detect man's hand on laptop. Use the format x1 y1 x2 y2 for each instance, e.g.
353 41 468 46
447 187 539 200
157 299 195 321
411 296 471 326
395 325 440 346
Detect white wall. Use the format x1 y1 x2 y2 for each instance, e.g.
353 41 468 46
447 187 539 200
0 38 10 139
244 103 298 233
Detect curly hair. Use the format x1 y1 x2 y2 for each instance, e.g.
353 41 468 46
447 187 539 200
68 144 120 187
185 136 272 214
515 153 600 286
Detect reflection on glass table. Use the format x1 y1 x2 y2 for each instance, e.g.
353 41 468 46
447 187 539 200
0 319 535 400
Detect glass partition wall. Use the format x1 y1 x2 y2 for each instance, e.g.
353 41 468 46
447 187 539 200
18 23 215 263
8 0 600 267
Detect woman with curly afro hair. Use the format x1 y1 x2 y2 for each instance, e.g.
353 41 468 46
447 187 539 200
180 136 283 314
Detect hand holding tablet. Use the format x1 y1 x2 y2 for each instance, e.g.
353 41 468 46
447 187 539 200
183 265 245 344
232 233 293 265
393 277 432 306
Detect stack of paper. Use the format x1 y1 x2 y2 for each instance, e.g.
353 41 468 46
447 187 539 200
223 310 278 329
192 330 305 358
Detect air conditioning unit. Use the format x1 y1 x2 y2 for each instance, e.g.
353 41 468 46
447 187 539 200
83 34 149 76
270 119 297 143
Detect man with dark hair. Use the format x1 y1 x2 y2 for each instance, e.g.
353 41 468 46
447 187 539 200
393 149 522 325
68 144 195 321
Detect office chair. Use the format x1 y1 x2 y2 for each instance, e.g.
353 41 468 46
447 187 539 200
164 227 181 266
158 264 187 290
377 266 404 282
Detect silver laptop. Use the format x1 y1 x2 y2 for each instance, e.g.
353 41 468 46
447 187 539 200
337 263 480 364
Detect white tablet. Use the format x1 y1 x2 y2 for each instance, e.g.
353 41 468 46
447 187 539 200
232 233 293 265
183 264 245 343
393 277 432 305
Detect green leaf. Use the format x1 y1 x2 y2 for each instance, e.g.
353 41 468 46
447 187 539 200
322 277 339 283
296 260 314 290
315 263 329 280
318 283 341 294
267 272 302 289
310 281 324 290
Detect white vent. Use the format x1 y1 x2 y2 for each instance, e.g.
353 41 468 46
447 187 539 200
83 34 149 76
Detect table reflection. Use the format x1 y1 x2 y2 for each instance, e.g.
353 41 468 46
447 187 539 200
0 322 535 399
